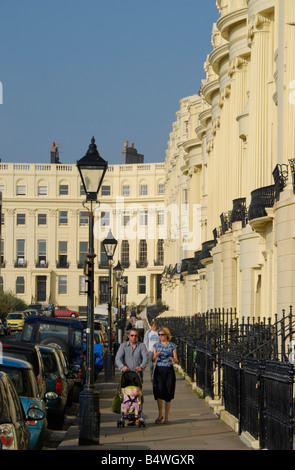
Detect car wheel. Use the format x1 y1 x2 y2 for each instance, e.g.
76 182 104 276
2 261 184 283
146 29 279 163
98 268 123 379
40 336 70 357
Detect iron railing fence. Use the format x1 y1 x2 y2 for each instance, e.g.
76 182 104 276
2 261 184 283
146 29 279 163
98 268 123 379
156 306 295 450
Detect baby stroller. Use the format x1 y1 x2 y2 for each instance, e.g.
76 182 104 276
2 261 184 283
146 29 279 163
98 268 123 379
117 370 145 428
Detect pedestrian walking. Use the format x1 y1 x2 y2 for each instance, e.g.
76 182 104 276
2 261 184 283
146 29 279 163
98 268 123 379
115 327 148 378
144 320 159 380
135 316 145 342
152 327 178 424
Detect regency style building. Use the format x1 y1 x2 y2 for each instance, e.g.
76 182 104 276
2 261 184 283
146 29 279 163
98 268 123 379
0 141 165 314
161 0 295 322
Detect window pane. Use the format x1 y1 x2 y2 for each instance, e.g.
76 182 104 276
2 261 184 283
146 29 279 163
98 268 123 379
101 185 111 196
158 184 164 194
16 239 25 256
16 276 25 294
16 185 26 195
38 186 47 195
58 276 67 294
101 211 110 227
122 185 130 196
59 211 68 224
16 214 26 225
59 241 67 253
140 185 148 195
79 211 88 225
138 276 146 294
38 213 47 225
79 241 88 263
59 184 69 195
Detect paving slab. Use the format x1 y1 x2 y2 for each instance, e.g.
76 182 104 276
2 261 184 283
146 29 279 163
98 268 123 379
58 369 251 452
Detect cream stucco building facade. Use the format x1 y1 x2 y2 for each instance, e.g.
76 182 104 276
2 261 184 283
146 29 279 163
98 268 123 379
0 142 165 314
161 0 295 322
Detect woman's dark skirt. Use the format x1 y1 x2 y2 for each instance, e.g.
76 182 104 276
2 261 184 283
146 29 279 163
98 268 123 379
153 366 176 402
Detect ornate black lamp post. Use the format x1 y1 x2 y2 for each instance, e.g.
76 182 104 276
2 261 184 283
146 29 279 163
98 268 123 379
113 261 124 343
76 137 107 446
103 229 118 382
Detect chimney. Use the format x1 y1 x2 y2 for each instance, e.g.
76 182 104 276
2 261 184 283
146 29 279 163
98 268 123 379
121 141 144 164
50 141 61 164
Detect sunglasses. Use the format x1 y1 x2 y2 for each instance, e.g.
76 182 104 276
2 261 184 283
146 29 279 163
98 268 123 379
158 333 166 336
130 334 138 337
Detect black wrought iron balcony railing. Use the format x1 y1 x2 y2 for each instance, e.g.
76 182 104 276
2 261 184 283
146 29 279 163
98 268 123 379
248 185 276 221
14 259 27 268
136 260 148 268
231 198 248 226
220 211 232 234
273 163 288 201
35 260 48 268
121 260 130 269
56 261 70 268
200 240 216 261
154 259 164 266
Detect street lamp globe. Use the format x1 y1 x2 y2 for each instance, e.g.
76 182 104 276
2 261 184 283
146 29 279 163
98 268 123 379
77 137 108 202
113 261 124 282
103 229 118 260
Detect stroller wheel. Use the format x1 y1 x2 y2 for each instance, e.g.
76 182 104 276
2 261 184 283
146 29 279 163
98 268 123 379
117 420 125 428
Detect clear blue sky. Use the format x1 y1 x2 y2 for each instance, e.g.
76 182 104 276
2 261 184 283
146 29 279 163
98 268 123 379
0 0 218 165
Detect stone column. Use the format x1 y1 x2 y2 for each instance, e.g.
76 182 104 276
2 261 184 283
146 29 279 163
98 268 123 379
247 13 273 190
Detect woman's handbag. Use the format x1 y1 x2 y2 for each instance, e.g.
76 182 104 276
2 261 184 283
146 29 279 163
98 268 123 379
111 390 122 414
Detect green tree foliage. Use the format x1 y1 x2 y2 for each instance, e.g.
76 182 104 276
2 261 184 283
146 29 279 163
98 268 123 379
0 290 27 319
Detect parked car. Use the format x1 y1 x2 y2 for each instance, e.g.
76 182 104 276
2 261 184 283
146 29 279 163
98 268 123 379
54 306 78 318
21 316 85 399
6 312 26 331
55 348 77 404
0 319 5 336
1 339 47 400
38 345 69 429
0 356 47 450
26 304 43 314
24 309 40 317
0 371 32 450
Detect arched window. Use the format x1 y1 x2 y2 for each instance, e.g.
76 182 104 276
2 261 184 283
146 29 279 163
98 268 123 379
121 240 129 268
138 240 147 267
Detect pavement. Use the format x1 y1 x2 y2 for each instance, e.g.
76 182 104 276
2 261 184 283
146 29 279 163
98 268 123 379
57 367 253 453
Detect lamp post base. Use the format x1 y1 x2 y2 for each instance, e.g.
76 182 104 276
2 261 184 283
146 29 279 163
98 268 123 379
79 385 100 446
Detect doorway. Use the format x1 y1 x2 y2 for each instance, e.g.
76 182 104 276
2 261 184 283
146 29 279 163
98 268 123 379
37 276 46 302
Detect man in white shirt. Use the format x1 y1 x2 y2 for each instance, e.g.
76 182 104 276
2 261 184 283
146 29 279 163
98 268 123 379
135 316 146 342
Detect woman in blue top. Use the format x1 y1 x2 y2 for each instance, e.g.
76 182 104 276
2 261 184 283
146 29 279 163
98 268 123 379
152 327 178 424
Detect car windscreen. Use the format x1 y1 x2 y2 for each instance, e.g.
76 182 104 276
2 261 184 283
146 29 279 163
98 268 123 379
73 330 82 347
7 314 23 319
40 350 59 377
37 323 69 343
0 366 36 397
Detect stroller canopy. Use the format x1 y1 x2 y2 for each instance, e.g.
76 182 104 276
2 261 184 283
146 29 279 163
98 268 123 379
120 370 142 389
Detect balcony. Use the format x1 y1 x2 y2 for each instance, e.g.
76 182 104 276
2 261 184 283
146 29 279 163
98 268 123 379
14 258 27 268
121 260 130 269
136 260 148 268
154 259 164 266
56 261 69 269
248 185 276 221
35 260 48 268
